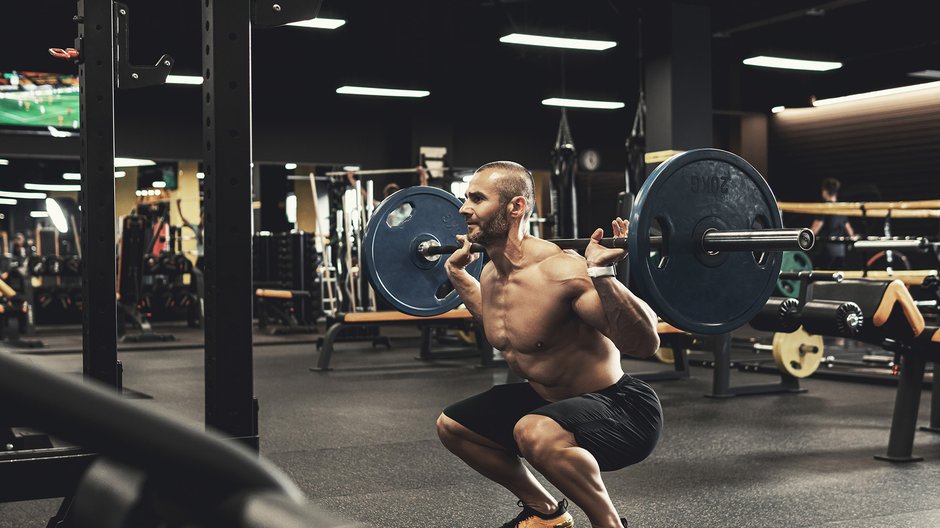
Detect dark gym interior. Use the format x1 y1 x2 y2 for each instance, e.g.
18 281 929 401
1 1 939 527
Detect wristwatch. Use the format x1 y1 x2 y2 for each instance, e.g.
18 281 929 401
586 265 617 279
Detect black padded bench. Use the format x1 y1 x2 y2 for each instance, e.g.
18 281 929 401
812 278 940 461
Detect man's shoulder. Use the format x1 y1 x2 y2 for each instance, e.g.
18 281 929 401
537 250 589 282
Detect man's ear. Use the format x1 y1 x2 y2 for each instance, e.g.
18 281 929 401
509 196 526 218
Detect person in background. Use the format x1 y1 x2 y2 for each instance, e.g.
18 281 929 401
810 177 855 269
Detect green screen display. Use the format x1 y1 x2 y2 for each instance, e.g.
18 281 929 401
0 71 80 129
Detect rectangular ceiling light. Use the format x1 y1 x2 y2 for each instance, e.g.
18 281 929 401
500 33 616 51
771 106 786 113
115 157 156 167
24 183 83 192
542 97 624 110
0 190 46 199
287 17 346 29
63 171 126 180
743 55 842 71
908 69 940 79
813 80 940 106
0 159 8 166
30 211 50 218
336 86 430 98
0 198 17 205
165 75 204 85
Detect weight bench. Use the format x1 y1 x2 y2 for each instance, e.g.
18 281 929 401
310 309 492 371
812 279 940 461
255 288 316 334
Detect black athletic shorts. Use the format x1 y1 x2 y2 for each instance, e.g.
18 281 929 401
442 374 662 471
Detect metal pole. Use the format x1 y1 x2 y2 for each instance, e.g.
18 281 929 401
203 0 257 448
78 0 119 388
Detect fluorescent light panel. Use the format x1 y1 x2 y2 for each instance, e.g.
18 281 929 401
25 183 82 192
0 190 46 199
152 181 167 188
500 33 616 51
285 163 298 170
343 165 361 172
287 17 346 29
771 106 786 114
30 211 49 218
542 97 624 109
0 159 8 166
908 70 940 79
743 55 842 71
62 171 125 179
336 86 429 98
165 75 204 85
0 198 17 205
115 157 156 167
813 80 940 106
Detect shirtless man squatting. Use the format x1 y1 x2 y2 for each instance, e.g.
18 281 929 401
436 161 664 528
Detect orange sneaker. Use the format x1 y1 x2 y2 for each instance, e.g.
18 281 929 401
499 499 574 528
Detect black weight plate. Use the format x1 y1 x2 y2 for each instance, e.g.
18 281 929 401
362 186 483 316
628 149 783 335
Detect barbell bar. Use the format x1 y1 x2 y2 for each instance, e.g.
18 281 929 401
419 228 814 261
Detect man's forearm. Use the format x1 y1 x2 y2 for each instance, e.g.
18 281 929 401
592 276 659 358
446 266 484 320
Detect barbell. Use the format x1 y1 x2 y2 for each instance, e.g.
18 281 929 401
361 149 814 335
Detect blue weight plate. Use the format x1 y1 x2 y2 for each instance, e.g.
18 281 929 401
628 149 783 335
362 186 483 316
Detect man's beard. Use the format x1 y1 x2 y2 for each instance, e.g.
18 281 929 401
467 206 510 246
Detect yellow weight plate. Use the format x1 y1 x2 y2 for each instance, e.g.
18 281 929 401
455 330 476 345
772 327 824 378
653 347 675 364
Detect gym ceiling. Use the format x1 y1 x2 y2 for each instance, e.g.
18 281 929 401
1 0 937 123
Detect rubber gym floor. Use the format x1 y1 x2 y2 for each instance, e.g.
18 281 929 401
2 325 940 528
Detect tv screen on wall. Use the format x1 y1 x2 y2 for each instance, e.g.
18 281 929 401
0 71 80 131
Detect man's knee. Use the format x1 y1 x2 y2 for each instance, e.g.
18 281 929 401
513 415 573 465
437 412 476 448
436 413 460 445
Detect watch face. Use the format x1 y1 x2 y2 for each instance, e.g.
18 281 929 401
581 149 600 171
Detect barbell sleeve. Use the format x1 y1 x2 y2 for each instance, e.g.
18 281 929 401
700 228 814 252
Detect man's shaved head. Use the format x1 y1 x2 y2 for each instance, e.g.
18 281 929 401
474 161 535 218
